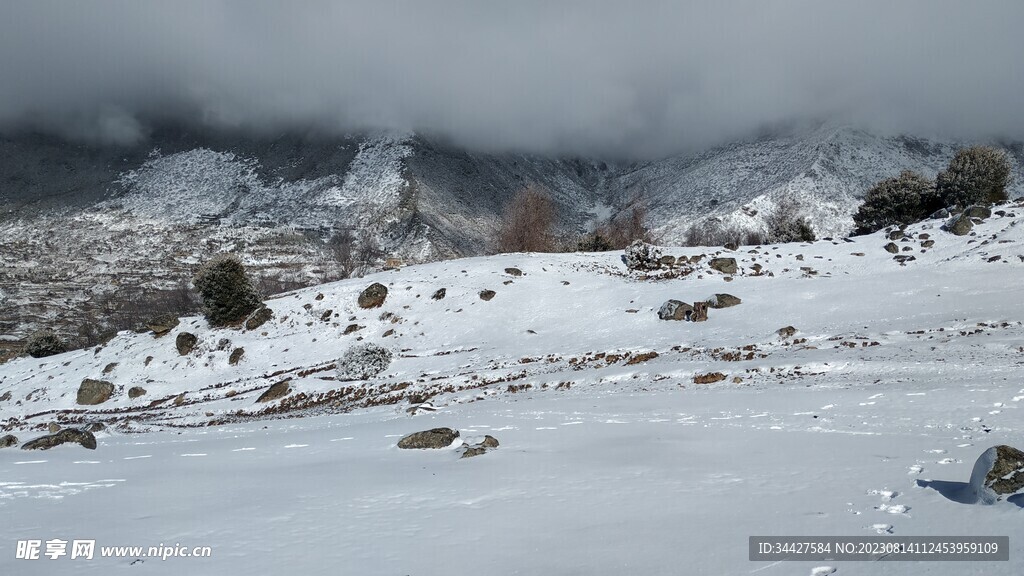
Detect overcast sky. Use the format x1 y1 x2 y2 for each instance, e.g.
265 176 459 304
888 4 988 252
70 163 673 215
1 1 1022 158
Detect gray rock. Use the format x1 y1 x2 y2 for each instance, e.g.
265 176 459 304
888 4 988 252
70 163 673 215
708 257 738 275
398 428 460 449
358 283 388 309
659 255 677 267
431 288 446 300
945 214 973 236
175 332 198 355
969 445 1024 504
884 242 899 254
21 428 97 450
0 434 18 448
887 230 905 241
707 294 741 309
479 290 496 301
228 347 245 365
244 306 274 330
128 386 147 399
504 267 523 276
658 300 693 321
256 380 291 403
48 423 61 433
963 205 992 220
77 379 114 405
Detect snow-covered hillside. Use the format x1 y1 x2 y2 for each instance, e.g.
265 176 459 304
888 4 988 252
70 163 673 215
2 202 1023 575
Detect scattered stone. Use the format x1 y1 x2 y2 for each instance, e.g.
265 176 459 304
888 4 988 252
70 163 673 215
173 393 186 406
0 391 10 402
21 428 97 450
358 282 389 309
48 423 62 433
85 423 105 433
693 372 727 384
77 379 114 405
102 362 118 374
229 347 245 365
244 306 274 330
887 230 905 241
894 255 917 264
398 428 460 449
969 445 1024 503
175 332 198 355
708 257 738 274
0 434 18 448
256 380 291 403
884 242 899 254
921 240 935 248
344 324 363 335
479 290 496 301
919 233 930 240
315 293 324 301
659 255 677 267
690 301 708 322
777 326 798 339
930 208 950 219
706 294 741 309
658 300 693 321
431 288 447 300
128 386 147 399
320 309 333 322
504 267 523 276
382 329 395 337
723 241 738 251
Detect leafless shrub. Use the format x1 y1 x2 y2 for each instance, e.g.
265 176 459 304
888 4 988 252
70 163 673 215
496 184 557 253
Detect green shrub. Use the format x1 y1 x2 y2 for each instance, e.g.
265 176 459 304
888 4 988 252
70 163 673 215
853 171 939 235
936 146 1013 207
192 254 263 327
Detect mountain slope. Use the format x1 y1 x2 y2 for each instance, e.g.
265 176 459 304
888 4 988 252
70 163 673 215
2 205 1024 575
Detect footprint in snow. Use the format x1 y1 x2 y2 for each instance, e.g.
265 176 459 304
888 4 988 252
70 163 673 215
867 489 898 501
936 458 961 464
866 523 893 534
907 465 924 475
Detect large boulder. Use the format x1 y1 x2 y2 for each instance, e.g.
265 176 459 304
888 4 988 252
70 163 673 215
358 283 388 309
21 428 97 450
175 332 198 355
708 257 738 275
398 428 460 449
944 214 973 236
336 343 393 381
969 445 1024 504
962 205 992 220
77 379 114 405
244 306 274 330
0 434 18 448
706 294 741 309
658 300 693 321
146 314 180 337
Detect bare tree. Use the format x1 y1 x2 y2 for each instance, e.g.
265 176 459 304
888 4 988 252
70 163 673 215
497 184 557 253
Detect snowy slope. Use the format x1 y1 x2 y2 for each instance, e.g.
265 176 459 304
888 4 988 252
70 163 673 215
2 202 1024 575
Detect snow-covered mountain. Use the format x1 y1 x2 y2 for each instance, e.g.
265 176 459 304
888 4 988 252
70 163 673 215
1 124 1022 344
2 204 1023 575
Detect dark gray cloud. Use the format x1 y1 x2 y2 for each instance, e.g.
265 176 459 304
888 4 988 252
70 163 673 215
1 0 1022 157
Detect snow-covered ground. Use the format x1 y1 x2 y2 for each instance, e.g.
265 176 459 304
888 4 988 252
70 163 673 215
2 204 1023 575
